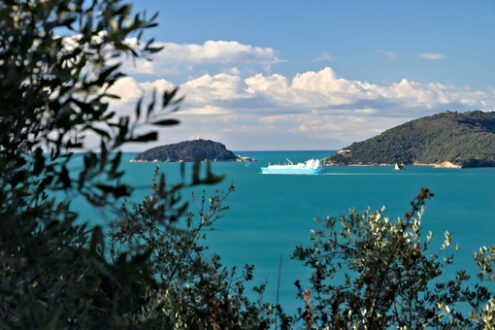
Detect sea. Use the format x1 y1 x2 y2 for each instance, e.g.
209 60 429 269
70 150 495 314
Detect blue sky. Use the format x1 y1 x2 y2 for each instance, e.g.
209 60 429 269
111 0 495 150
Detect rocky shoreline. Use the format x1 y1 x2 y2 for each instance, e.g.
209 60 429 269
325 161 462 168
130 154 256 163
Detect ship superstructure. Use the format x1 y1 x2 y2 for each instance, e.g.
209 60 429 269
261 159 325 174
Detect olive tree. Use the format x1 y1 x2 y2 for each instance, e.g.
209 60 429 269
0 0 234 327
0 0 278 327
293 188 495 329
108 166 275 329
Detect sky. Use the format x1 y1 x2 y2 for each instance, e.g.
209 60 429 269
110 0 495 151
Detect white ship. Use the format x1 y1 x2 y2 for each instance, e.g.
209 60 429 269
261 159 325 174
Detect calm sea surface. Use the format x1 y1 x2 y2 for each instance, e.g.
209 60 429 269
71 150 495 313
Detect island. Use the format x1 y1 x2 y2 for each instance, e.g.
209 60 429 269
324 111 495 168
130 139 256 162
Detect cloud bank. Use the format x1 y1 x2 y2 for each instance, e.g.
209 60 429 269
108 67 495 150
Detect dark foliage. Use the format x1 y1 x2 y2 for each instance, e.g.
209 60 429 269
108 167 276 328
325 111 495 167
0 0 272 328
0 0 173 326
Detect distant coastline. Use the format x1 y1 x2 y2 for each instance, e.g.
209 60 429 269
324 111 495 168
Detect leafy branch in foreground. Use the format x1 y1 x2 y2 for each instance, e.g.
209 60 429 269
108 165 276 329
293 188 495 329
0 0 278 327
0 0 185 327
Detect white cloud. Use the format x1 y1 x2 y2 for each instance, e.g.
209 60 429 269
123 40 282 75
224 66 241 75
181 73 247 104
139 79 176 93
107 77 143 105
107 67 495 150
313 51 334 62
105 77 178 121
419 53 447 60
377 49 397 59
180 105 229 116
162 40 281 64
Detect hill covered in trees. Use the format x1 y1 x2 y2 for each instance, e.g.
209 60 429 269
324 111 495 168
132 139 238 162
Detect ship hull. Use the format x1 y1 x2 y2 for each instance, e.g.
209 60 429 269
260 168 325 174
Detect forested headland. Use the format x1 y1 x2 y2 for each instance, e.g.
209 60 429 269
325 111 495 168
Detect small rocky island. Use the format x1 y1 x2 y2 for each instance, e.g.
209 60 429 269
325 111 495 168
131 139 256 162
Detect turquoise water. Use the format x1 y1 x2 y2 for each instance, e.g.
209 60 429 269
72 150 495 313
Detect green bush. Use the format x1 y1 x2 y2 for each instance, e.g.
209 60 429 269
108 167 274 328
293 189 495 329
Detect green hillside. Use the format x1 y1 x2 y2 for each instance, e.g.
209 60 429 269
132 139 236 162
324 111 495 168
